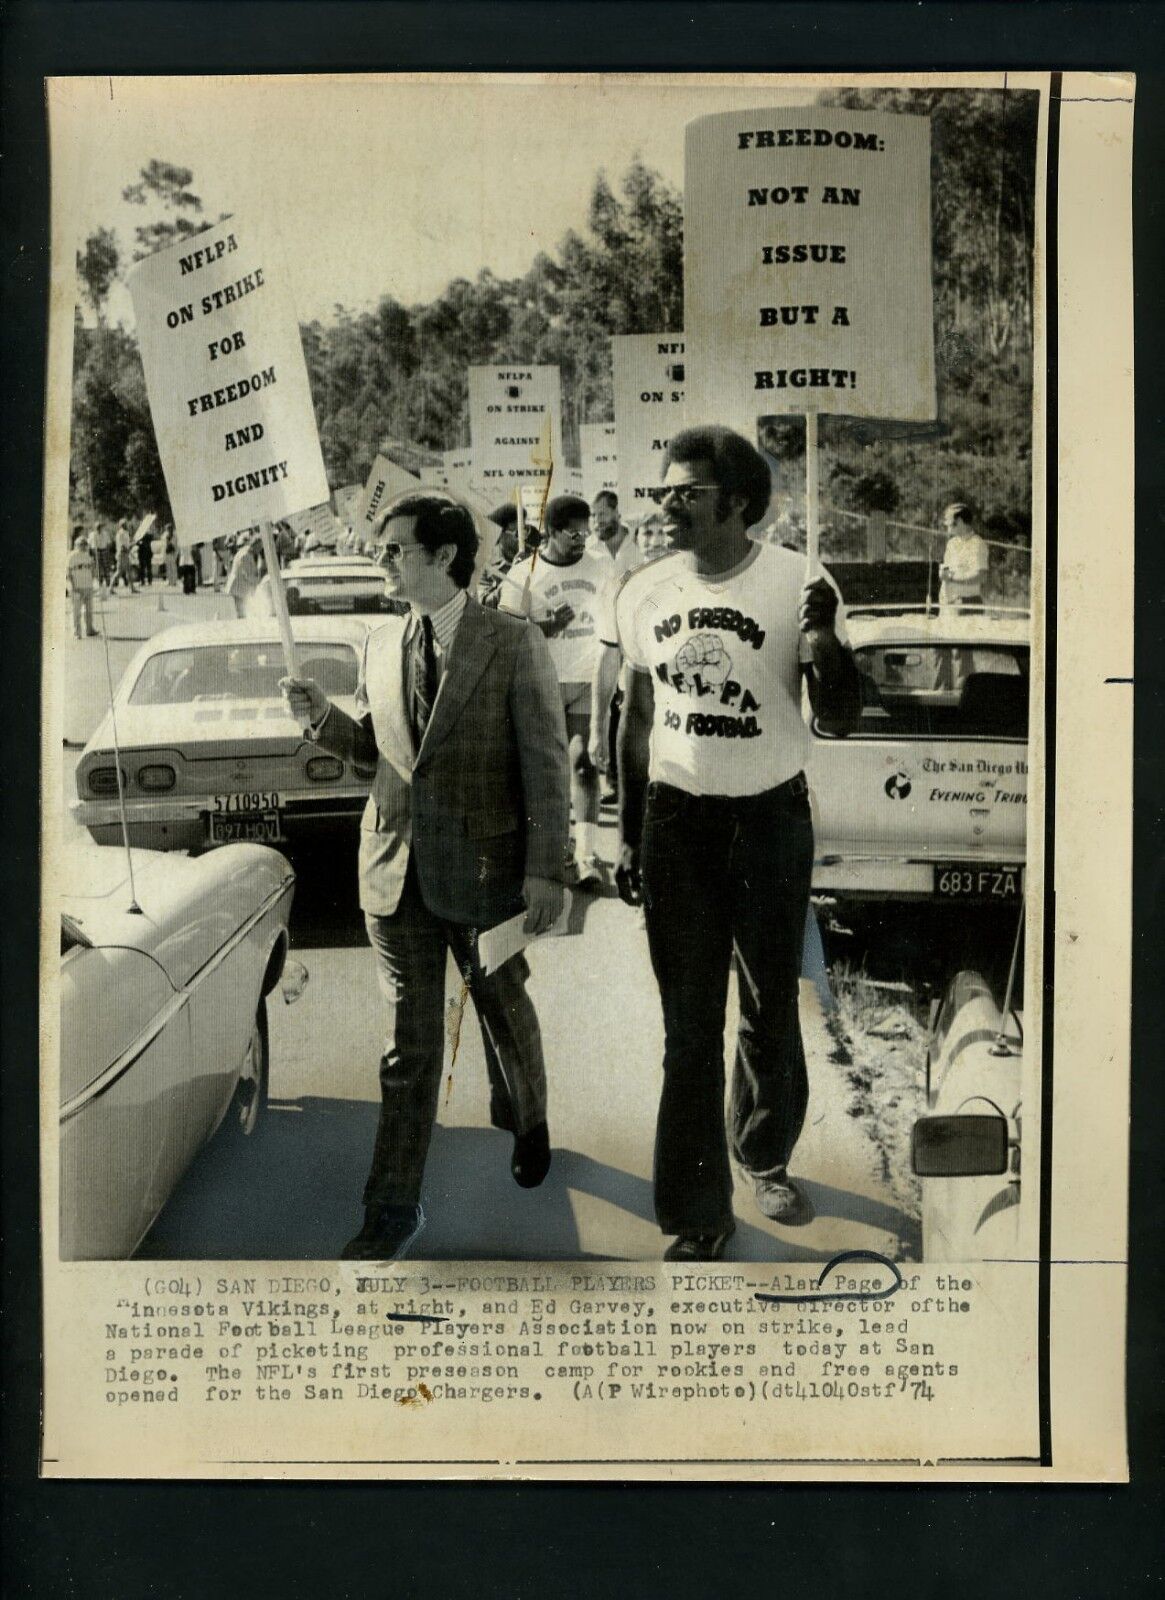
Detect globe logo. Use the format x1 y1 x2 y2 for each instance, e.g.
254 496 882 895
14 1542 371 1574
885 771 912 799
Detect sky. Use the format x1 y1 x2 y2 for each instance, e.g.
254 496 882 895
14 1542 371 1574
54 74 824 327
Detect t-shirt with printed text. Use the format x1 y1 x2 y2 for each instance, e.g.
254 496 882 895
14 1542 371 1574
498 547 610 685
615 540 846 797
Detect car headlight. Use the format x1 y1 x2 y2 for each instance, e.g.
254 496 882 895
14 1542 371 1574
306 756 343 782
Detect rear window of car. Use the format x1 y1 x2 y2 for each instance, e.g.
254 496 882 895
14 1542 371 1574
127 642 360 704
283 569 391 615
831 643 1029 739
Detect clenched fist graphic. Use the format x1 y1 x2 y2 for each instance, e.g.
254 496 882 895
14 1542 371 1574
675 632 732 688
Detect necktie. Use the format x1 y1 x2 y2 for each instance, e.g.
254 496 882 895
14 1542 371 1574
411 613 438 744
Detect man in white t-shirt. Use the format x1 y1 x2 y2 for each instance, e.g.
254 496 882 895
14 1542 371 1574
66 531 99 638
500 493 611 886
938 501 990 608
615 425 860 1261
587 490 639 579
225 536 263 618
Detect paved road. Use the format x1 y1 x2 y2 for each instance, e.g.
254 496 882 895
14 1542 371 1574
58 584 919 1263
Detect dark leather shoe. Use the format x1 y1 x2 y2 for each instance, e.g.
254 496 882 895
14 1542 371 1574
341 1202 425 1260
663 1223 735 1262
512 1121 551 1188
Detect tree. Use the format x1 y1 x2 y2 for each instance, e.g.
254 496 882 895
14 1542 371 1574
68 155 224 525
820 86 1037 362
76 228 120 324
122 159 218 260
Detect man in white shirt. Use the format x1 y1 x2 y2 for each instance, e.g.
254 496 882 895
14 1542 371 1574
113 519 137 593
499 493 611 887
177 533 197 595
938 501 990 608
615 425 860 1261
66 531 99 638
587 490 638 580
224 536 263 618
91 520 114 591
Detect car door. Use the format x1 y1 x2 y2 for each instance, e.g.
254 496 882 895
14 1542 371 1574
152 898 265 1147
806 638 1029 892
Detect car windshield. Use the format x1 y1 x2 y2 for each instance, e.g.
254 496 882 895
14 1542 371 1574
127 641 360 704
844 643 1029 739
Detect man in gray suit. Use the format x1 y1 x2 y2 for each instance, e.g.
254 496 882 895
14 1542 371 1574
282 492 570 1260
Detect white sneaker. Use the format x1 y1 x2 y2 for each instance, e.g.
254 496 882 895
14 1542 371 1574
574 854 604 889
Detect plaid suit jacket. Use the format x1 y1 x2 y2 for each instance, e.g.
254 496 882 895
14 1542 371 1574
314 597 570 926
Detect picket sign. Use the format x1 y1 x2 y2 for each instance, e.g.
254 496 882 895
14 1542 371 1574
682 106 938 579
610 333 685 516
127 213 331 687
580 422 618 505
350 454 423 542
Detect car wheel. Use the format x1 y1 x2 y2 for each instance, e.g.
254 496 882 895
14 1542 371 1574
233 999 269 1137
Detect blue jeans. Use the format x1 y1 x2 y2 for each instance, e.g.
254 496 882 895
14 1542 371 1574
640 780 814 1235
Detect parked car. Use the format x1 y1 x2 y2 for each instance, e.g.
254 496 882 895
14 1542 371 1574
256 554 402 616
72 617 375 852
910 962 1023 1261
807 605 1030 905
58 841 305 1259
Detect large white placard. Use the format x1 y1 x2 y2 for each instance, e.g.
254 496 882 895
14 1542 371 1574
684 107 936 429
611 334 686 511
467 365 563 492
580 421 618 504
127 215 330 544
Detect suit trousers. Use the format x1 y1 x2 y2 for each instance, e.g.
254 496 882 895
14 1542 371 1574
362 863 548 1207
640 780 814 1236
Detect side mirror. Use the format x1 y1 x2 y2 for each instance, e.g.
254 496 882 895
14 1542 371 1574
911 1114 1009 1177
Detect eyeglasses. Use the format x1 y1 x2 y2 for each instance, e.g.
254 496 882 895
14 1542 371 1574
660 483 718 505
377 541 428 562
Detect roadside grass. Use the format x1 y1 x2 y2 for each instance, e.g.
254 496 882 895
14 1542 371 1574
825 962 929 1236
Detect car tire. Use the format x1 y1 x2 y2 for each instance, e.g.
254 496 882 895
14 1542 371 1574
232 999 269 1138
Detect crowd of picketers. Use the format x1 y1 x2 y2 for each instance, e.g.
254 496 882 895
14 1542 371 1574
63 513 348 637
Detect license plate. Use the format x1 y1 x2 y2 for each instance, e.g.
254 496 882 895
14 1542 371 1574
209 812 282 844
934 865 1024 900
213 791 282 814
